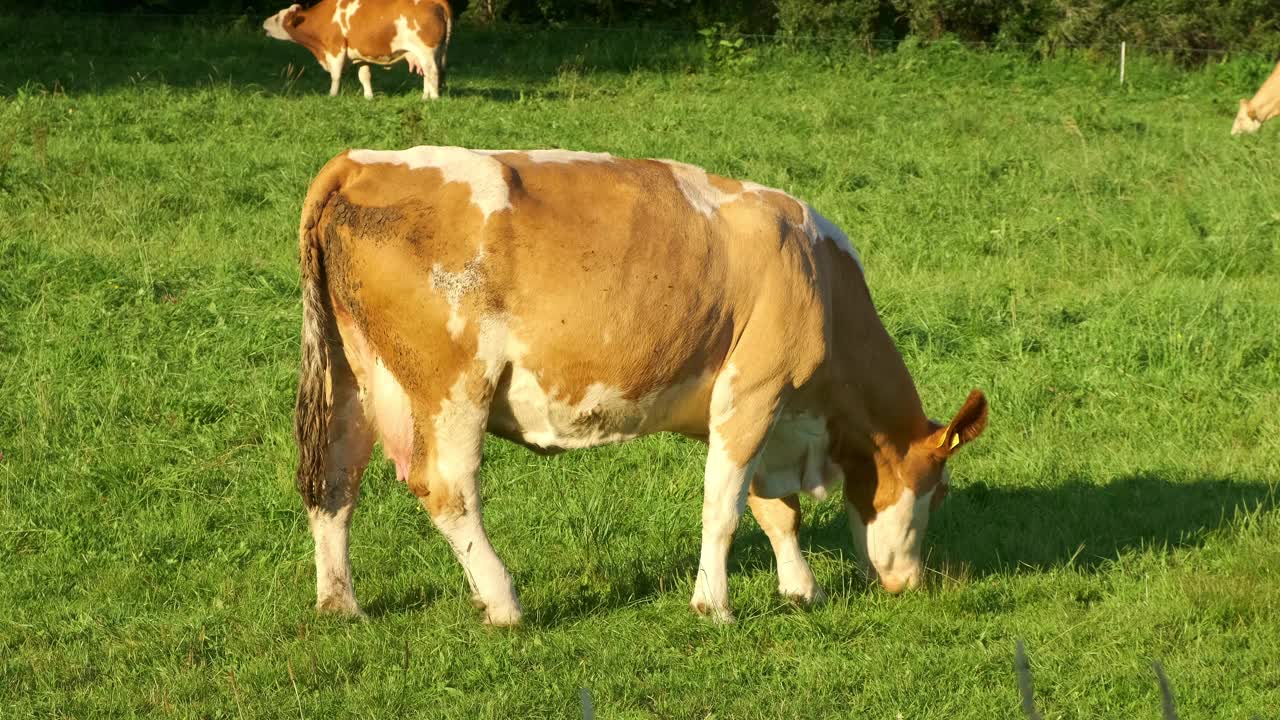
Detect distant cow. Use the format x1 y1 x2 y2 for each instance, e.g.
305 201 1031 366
1232 58 1280 135
293 146 989 625
263 0 453 100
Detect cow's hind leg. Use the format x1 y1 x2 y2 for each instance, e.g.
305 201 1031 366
357 64 373 99
408 376 521 625
412 48 440 100
691 368 781 623
301 347 374 616
747 492 824 606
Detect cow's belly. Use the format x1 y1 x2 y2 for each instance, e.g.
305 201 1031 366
347 48 407 66
751 411 842 500
487 365 715 453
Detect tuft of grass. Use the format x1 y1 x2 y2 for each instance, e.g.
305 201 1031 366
2 15 1279 719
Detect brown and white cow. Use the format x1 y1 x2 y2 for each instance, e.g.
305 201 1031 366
1232 58 1280 135
293 146 989 625
263 0 452 100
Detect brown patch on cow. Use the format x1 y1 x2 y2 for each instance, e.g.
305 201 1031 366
706 174 744 195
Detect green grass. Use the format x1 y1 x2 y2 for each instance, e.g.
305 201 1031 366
3 14 1280 719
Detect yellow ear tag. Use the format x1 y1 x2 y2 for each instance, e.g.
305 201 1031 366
949 433 961 450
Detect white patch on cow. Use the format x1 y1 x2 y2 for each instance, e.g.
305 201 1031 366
663 161 767 219
333 0 360 34
430 252 486 341
308 505 359 614
801 204 862 269
708 362 738 422
752 412 837 500
446 309 466 339
861 486 932 593
492 371 703 450
476 149 614 165
369 358 413 482
429 256 484 307
262 4 299 40
486 333 712 451
349 147 512 219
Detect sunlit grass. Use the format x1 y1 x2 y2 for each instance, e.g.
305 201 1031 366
1 16 1278 719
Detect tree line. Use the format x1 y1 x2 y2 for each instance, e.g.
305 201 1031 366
32 0 1280 58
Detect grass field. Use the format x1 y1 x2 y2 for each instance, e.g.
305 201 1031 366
2 13 1280 719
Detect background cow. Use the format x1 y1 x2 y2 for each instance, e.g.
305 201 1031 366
293 146 988 625
263 0 454 100
1232 58 1280 134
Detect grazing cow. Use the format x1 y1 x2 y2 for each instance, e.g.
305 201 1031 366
293 146 989 625
1232 58 1280 135
263 0 453 100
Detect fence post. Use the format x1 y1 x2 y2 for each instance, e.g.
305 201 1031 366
580 688 594 720
1119 41 1126 84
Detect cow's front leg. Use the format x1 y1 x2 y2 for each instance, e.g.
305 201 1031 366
409 388 521 626
324 51 345 96
301 352 374 617
747 492 824 606
357 64 373 99
691 373 779 623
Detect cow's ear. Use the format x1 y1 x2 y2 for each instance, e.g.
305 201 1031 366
932 389 987 458
289 12 305 27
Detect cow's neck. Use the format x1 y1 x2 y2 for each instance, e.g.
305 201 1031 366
825 252 930 462
293 0 344 63
1248 63 1280 124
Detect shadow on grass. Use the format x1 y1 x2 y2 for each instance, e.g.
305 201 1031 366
546 472 1273 624
337 472 1274 625
778 471 1274 582
0 14 701 96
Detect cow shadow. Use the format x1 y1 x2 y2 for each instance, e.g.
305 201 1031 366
524 471 1274 624
793 471 1275 580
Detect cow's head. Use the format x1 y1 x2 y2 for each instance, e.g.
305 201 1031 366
263 4 304 41
1232 99 1262 135
840 389 987 593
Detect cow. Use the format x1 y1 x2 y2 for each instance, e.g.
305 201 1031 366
293 146 990 625
1232 58 1280 135
263 0 453 100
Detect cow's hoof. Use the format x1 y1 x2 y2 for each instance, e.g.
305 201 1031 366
690 599 735 624
481 603 523 627
315 596 364 619
780 584 827 607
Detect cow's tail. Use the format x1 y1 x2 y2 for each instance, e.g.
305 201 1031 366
294 154 353 509
438 2 452 92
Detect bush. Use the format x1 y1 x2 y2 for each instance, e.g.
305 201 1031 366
775 0 882 40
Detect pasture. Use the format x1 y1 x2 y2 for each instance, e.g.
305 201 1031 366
2 13 1279 718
